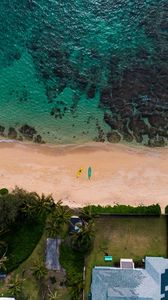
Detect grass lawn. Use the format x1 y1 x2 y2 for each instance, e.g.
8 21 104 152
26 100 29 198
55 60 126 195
85 215 167 298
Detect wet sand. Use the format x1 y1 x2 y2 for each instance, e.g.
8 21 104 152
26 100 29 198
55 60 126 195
0 141 168 211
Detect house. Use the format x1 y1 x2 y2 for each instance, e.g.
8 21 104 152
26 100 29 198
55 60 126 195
69 216 83 234
91 256 168 300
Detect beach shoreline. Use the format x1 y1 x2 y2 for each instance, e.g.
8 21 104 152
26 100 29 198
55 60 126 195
0 140 168 211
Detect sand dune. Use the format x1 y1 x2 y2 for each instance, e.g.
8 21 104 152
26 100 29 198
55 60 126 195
0 141 168 211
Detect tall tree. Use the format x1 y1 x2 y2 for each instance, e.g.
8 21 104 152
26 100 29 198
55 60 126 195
71 222 94 253
47 200 71 238
54 200 71 224
18 188 54 218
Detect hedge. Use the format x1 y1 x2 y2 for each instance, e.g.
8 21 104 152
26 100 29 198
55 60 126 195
83 204 161 216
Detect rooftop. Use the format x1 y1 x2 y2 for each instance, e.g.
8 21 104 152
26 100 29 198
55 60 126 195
91 267 158 300
91 257 168 300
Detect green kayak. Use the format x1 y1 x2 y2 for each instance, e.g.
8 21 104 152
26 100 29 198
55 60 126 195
88 166 92 179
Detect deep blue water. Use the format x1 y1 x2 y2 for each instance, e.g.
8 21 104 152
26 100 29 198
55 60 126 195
0 0 167 145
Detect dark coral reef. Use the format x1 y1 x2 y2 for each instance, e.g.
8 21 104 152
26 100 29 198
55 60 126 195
0 0 167 145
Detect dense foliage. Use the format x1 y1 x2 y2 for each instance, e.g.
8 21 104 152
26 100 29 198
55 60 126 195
0 188 9 195
71 222 95 253
165 206 168 214
60 243 84 300
4 216 46 272
0 187 53 273
82 204 161 216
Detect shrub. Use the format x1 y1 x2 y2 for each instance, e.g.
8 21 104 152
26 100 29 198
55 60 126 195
0 188 9 196
83 204 161 216
134 259 145 268
165 206 168 214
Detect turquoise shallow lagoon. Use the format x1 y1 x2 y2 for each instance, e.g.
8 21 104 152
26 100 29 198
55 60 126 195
0 0 167 145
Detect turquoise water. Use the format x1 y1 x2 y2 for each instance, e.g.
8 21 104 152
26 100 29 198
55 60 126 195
0 0 167 145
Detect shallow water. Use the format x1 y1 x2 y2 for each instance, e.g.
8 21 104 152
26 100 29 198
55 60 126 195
0 0 167 145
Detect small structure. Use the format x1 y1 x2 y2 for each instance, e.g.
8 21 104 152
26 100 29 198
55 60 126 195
104 256 113 262
46 238 61 271
69 216 83 234
91 256 168 300
120 258 134 269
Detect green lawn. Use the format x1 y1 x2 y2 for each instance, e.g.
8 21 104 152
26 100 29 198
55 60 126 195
85 215 167 298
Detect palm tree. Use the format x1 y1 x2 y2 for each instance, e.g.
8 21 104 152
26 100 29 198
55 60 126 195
71 222 95 253
32 260 47 280
47 200 71 238
33 193 55 216
48 290 59 300
80 205 95 222
22 193 54 218
55 200 71 223
46 218 60 238
8 274 25 297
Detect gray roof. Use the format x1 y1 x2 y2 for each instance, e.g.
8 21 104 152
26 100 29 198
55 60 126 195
145 256 168 274
91 267 159 300
45 238 61 270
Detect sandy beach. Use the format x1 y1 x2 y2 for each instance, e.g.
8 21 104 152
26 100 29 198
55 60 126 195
0 141 168 211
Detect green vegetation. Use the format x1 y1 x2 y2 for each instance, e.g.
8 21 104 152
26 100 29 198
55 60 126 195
46 200 71 238
165 206 168 214
83 204 161 216
60 243 84 279
32 260 47 280
0 188 167 300
60 243 84 300
85 215 167 298
0 188 82 299
0 254 8 271
0 187 54 273
4 216 46 272
71 222 95 253
0 188 9 196
8 274 25 298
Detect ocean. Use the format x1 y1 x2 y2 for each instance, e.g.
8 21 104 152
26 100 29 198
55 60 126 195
0 0 167 145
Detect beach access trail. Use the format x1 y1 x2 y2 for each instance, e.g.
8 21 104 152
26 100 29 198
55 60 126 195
0 141 168 211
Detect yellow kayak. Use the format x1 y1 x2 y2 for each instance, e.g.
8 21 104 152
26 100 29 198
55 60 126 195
76 167 83 178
